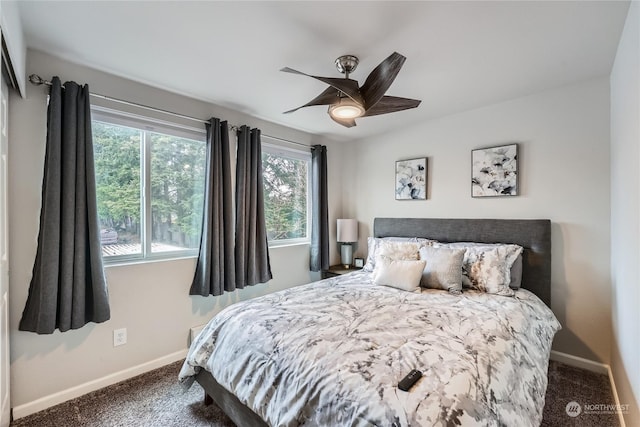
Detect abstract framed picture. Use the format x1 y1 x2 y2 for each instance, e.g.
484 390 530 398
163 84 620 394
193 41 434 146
471 144 518 197
395 157 427 200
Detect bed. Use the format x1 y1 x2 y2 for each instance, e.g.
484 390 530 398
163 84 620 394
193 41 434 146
179 218 560 426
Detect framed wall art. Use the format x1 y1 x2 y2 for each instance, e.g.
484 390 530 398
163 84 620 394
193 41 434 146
395 157 427 200
471 144 518 197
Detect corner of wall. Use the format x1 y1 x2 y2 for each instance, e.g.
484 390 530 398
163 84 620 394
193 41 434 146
610 337 640 426
609 1 640 425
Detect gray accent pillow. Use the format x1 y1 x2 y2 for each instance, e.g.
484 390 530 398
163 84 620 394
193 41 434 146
418 246 465 294
510 254 523 289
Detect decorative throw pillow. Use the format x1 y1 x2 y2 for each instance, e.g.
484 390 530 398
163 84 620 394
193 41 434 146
509 254 523 289
418 246 465 294
362 237 436 272
437 242 523 296
378 240 420 261
373 256 426 292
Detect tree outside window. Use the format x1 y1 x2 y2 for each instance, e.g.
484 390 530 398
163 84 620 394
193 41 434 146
92 113 205 261
261 146 310 244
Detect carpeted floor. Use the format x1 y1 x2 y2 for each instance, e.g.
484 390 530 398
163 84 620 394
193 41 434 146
10 361 235 427
11 359 620 427
542 361 620 427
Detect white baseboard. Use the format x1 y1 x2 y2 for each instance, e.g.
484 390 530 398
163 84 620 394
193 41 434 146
550 350 626 427
12 349 188 420
550 350 608 374
607 366 627 427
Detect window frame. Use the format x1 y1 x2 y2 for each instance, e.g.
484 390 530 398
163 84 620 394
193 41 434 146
91 106 207 265
261 140 312 248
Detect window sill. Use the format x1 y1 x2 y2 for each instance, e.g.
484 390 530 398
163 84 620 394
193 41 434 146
268 241 310 249
103 243 309 268
104 254 197 268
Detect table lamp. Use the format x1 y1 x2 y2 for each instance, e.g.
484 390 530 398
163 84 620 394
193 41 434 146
337 219 358 268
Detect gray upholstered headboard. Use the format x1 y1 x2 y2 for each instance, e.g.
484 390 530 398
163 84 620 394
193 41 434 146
373 218 552 306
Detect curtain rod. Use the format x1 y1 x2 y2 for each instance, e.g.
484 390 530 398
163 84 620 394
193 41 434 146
28 74 311 149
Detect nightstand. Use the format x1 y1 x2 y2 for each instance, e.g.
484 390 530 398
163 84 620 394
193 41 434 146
321 265 362 279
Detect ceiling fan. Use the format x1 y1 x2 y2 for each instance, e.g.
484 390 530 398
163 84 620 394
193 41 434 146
281 52 421 128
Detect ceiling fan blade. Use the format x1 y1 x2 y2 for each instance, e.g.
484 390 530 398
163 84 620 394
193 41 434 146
329 114 357 128
283 87 340 114
360 52 406 111
281 67 363 104
362 96 421 117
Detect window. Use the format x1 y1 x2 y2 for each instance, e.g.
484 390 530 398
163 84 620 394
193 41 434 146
261 142 311 245
92 107 206 262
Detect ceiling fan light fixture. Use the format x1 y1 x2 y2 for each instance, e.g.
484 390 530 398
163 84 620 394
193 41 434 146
328 98 365 119
282 52 420 128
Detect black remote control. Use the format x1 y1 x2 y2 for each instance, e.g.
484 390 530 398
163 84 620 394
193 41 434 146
398 369 422 391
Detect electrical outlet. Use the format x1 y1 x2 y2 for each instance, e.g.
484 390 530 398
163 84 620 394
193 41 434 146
113 328 127 347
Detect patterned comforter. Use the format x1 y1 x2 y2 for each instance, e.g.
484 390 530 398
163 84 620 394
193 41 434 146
179 271 561 427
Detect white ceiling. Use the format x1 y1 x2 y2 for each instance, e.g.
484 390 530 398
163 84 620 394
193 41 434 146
17 1 629 142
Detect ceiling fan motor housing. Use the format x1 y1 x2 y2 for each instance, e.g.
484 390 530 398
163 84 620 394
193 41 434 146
335 55 359 77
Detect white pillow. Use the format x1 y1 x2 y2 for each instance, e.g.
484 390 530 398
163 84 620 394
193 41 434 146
418 246 465 294
373 256 426 292
363 237 436 272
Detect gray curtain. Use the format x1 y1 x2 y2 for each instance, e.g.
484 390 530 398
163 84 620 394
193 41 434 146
235 126 272 287
19 77 110 334
310 145 329 271
190 118 235 296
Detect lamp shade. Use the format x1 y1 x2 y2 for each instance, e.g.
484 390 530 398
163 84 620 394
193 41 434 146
337 219 358 243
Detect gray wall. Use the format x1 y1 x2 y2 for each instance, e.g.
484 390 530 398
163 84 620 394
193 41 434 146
342 77 612 364
8 50 344 410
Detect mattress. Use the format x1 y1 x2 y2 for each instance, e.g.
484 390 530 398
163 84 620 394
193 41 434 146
179 270 560 426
